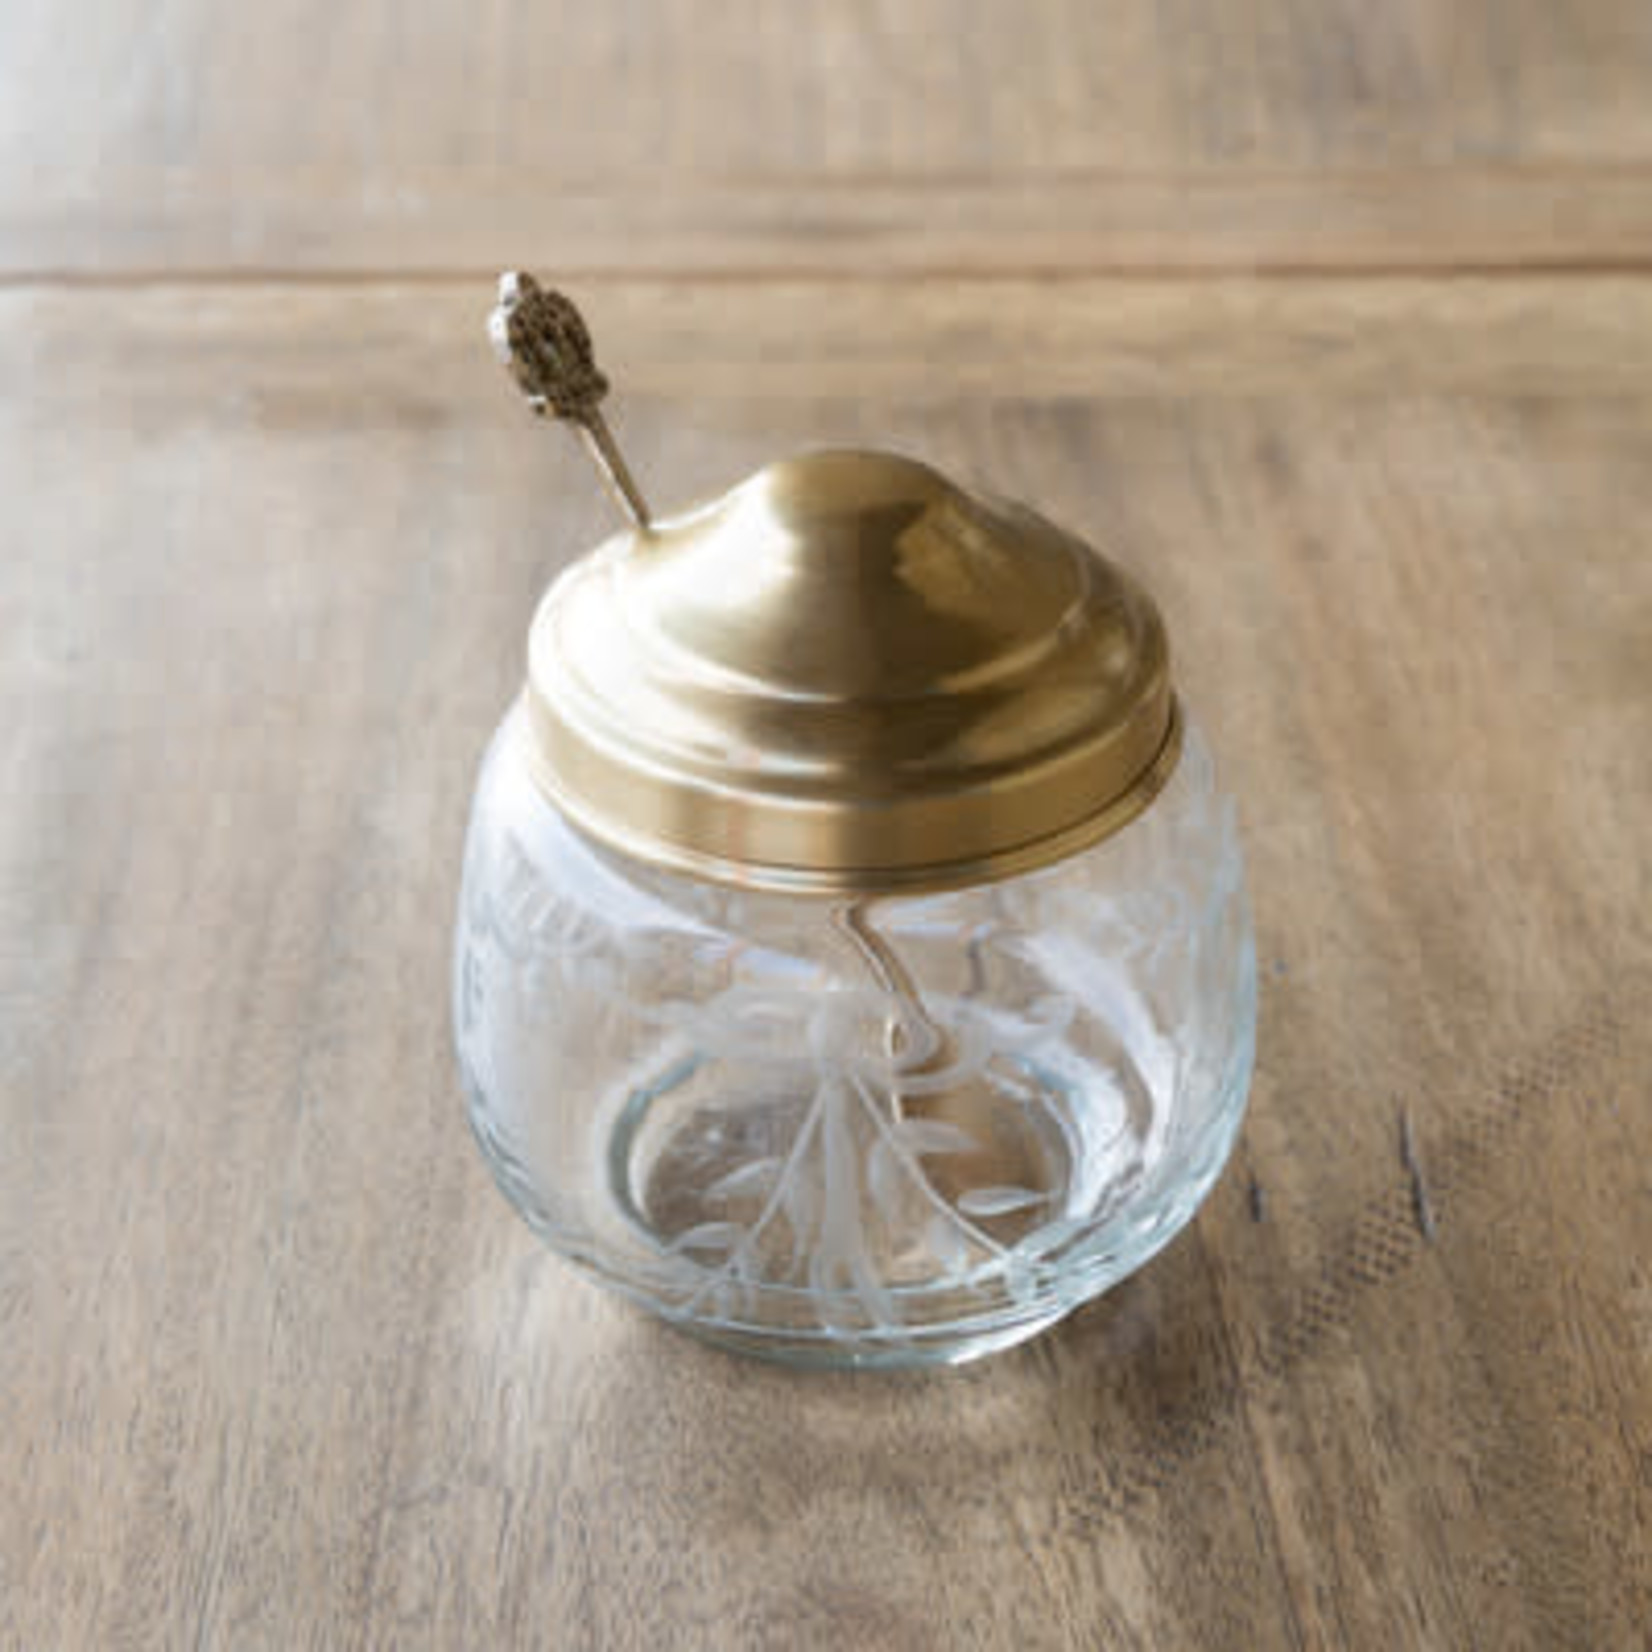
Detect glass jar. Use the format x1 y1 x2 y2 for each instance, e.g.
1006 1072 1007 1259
456 278 1257 1367
455 704 1253 1368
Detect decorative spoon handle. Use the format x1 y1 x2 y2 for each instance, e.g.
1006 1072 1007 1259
488 272 653 534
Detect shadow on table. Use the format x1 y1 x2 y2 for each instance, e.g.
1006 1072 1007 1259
568 1224 1247 1543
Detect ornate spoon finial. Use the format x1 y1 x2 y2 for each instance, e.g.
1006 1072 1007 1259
489 272 652 532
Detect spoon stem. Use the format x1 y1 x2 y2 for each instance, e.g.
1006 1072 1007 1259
834 900 952 1074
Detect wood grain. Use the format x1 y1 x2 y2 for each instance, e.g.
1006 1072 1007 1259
3 281 1650 1649
5 0 1652 277
8 276 1652 407
5 1 1652 1646
12 165 1652 280
13 0 1652 180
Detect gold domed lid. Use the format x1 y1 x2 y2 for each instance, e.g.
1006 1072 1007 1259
491 277 1180 896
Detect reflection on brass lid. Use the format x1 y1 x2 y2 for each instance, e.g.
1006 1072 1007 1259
523 448 1180 895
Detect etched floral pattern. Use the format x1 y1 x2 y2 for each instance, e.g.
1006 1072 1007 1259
454 707 1255 1358
636 981 1080 1332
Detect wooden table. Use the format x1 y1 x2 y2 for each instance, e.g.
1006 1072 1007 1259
5 4 1650 1646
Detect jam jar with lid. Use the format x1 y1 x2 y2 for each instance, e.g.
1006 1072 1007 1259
454 276 1256 1367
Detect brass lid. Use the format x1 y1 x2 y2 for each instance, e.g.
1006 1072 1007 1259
491 279 1180 896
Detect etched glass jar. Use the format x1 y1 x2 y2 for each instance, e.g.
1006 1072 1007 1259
456 703 1253 1367
455 278 1256 1367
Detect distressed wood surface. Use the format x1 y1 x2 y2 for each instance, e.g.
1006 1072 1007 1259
4 280 1650 1650
14 165 1652 280
5 2 1652 1648
5 0 1652 277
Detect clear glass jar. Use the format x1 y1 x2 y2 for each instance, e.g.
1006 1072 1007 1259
454 703 1255 1369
